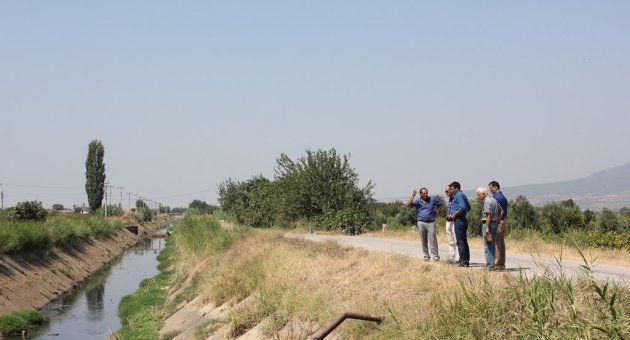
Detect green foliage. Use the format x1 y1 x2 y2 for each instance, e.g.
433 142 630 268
135 207 154 222
175 213 237 257
598 207 619 232
313 207 371 235
420 254 630 339
506 195 539 230
12 201 47 221
539 200 585 234
135 199 147 209
117 271 170 340
0 309 45 336
218 149 374 234
95 204 123 217
274 149 373 224
394 205 416 227
188 199 218 214
467 198 483 237
52 204 64 211
0 215 122 254
170 207 186 214
85 139 106 212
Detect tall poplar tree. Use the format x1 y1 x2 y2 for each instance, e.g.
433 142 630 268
85 140 106 211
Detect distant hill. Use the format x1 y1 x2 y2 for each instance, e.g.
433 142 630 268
501 161 630 210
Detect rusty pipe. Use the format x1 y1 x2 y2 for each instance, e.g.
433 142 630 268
312 312 385 340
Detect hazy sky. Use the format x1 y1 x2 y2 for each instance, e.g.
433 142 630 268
2 1 629 209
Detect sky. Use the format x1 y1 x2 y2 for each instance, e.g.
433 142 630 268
1 1 630 209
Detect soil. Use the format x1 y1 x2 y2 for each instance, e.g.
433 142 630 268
0 217 170 316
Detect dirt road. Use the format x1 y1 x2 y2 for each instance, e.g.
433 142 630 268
288 233 630 284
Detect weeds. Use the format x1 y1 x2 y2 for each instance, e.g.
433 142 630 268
0 215 124 255
0 309 45 336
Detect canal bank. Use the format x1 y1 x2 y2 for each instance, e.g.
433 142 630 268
0 217 172 316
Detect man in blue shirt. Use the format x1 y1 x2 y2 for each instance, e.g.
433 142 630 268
489 181 509 270
406 187 442 261
445 181 471 267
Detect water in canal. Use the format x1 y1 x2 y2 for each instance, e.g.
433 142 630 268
25 234 167 339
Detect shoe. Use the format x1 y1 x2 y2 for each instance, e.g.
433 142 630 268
423 257 430 261
486 265 495 271
432 258 440 262
494 265 505 271
457 262 469 267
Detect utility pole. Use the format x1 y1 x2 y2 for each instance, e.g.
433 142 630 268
127 192 132 211
1 183 3 211
118 186 124 210
104 181 109 218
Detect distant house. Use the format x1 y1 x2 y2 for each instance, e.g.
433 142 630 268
73 205 92 214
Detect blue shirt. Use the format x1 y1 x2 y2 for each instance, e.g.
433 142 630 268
449 191 471 217
411 197 442 222
493 191 508 220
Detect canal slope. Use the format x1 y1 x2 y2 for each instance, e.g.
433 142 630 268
0 218 170 315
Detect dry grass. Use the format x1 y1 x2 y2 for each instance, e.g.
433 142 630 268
195 231 512 338
165 216 629 338
362 227 630 266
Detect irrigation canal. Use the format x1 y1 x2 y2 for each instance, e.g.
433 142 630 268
20 227 169 339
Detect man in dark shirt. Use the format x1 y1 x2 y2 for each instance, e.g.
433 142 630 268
489 181 508 270
445 181 471 267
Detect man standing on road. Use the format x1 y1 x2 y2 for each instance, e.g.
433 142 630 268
476 187 503 270
445 182 471 267
406 187 442 262
489 181 508 270
444 185 458 263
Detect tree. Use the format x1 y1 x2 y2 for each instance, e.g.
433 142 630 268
507 195 539 230
598 208 619 232
189 199 210 211
52 204 64 211
85 140 106 212
136 199 147 209
539 199 584 234
274 149 374 234
14 201 47 221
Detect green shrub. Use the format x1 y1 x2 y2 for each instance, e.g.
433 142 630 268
313 208 370 235
136 207 154 222
0 309 44 336
13 201 47 221
95 204 124 217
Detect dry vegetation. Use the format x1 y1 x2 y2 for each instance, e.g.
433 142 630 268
165 214 630 339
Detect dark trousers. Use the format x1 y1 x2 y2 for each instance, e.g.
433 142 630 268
454 217 470 264
495 220 506 267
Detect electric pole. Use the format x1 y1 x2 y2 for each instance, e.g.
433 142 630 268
118 186 124 210
1 183 3 211
104 181 109 218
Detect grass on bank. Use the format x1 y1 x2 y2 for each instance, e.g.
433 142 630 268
0 309 45 336
0 214 127 255
114 212 248 340
114 212 630 338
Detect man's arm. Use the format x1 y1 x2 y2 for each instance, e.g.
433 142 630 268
405 190 417 207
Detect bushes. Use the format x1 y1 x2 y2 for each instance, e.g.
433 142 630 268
136 207 154 222
0 215 123 255
0 310 45 336
218 149 374 234
5 201 48 221
313 208 371 235
95 204 123 217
